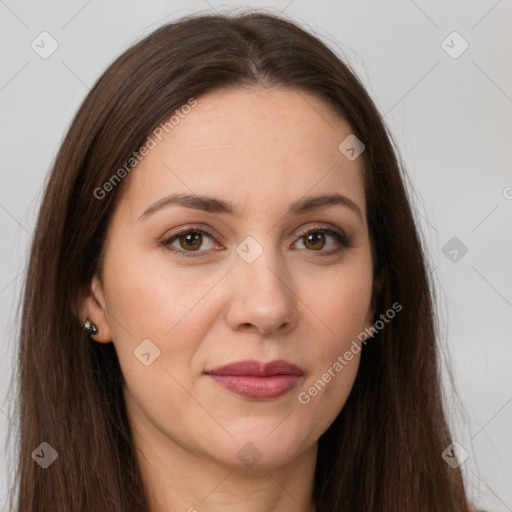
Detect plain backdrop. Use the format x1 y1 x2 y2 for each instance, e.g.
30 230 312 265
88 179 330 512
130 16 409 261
0 1 511 510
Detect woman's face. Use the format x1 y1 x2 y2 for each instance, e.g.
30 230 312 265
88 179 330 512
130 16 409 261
86 86 374 470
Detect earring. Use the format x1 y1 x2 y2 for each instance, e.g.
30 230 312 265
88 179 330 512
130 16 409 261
83 318 98 336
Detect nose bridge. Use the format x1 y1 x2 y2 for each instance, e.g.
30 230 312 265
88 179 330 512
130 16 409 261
235 227 287 282
227 233 298 333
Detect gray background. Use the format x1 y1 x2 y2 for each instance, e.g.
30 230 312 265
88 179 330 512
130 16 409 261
1 0 511 510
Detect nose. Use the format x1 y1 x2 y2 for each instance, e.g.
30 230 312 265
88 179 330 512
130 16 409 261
225 248 299 336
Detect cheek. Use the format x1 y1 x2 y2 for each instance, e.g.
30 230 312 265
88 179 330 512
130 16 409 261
296 256 373 344
104 254 222 435
104 244 200 331
294 352 360 447
102 247 229 376
294 279 366 438
292 259 371 413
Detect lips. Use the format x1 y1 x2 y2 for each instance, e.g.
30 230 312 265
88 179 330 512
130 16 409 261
205 359 304 400
206 359 304 377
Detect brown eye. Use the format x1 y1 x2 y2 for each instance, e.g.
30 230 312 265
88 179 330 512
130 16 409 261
293 227 351 255
302 231 327 250
177 231 203 251
161 227 218 258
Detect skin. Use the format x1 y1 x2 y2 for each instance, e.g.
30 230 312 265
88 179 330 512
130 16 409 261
81 86 375 512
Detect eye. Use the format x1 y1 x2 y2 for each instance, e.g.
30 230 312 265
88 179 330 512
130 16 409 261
161 226 219 258
161 224 352 258
292 224 352 256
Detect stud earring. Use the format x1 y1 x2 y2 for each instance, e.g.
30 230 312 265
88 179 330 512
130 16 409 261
83 318 98 336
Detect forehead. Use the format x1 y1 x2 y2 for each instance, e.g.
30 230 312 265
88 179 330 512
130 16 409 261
118 86 366 221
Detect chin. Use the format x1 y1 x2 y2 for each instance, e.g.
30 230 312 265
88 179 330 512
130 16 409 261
205 426 312 470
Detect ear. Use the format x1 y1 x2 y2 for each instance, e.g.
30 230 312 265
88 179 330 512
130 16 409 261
76 274 113 343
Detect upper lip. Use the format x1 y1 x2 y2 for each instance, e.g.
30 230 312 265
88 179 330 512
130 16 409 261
205 359 304 377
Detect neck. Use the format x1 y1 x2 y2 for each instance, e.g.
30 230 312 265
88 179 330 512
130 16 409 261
131 416 317 512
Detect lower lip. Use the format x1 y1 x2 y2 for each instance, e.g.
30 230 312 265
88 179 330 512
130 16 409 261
207 375 302 400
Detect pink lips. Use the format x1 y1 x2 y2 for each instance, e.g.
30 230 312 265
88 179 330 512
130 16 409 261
205 359 304 400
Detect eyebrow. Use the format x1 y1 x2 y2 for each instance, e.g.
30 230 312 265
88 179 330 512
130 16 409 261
138 192 363 221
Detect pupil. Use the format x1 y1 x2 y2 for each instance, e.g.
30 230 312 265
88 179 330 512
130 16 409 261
182 233 201 249
307 232 324 250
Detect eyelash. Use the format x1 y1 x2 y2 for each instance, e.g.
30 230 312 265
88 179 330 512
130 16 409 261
160 224 353 259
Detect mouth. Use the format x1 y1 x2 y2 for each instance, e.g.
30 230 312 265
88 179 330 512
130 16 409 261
204 359 304 400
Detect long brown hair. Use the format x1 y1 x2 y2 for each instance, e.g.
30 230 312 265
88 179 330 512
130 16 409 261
6 10 473 511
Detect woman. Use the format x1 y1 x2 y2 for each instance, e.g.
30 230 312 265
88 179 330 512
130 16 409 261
8 10 478 512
